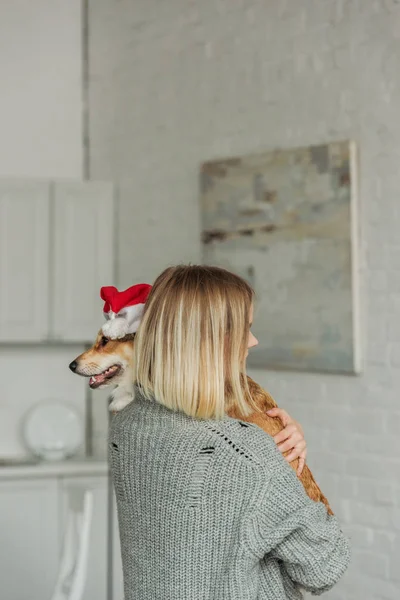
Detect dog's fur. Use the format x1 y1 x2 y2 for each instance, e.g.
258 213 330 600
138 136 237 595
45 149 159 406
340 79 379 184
71 331 333 514
70 331 136 412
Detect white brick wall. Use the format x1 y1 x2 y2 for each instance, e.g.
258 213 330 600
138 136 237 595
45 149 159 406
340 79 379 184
0 0 83 178
89 1 400 597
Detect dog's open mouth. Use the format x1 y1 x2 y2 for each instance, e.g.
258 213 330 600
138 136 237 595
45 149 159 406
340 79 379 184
89 365 122 389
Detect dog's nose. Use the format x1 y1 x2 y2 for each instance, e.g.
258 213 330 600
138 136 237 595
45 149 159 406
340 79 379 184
69 360 78 372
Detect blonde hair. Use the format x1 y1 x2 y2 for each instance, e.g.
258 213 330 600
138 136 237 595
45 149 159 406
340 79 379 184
133 264 257 419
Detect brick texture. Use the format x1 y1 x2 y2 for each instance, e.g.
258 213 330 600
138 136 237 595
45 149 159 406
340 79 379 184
88 0 400 597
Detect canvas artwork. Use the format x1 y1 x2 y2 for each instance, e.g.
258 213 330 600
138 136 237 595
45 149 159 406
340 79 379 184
200 140 360 374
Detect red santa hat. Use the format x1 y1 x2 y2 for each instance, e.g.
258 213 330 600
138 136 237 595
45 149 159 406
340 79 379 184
100 283 152 339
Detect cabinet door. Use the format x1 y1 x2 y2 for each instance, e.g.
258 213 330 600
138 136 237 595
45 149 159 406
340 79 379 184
59 475 108 600
0 181 50 341
0 479 59 600
51 181 114 342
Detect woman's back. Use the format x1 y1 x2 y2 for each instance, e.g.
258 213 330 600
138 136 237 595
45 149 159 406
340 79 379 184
110 389 350 600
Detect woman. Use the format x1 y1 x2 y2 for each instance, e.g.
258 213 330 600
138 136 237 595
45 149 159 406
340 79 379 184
110 265 350 599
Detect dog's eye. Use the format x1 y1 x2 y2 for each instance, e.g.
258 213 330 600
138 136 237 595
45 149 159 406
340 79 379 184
100 336 109 347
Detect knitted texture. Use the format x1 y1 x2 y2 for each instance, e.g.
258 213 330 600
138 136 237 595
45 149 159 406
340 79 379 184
109 391 350 599
232 376 333 515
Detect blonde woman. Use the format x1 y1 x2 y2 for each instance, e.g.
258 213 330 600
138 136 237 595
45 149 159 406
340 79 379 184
110 265 350 599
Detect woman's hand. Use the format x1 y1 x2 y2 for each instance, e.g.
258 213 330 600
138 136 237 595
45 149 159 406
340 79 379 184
266 408 307 476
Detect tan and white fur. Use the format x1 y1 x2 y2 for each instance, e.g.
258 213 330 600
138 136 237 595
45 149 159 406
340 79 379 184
69 331 135 412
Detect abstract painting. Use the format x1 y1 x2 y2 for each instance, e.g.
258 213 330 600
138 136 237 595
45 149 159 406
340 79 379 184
200 140 360 374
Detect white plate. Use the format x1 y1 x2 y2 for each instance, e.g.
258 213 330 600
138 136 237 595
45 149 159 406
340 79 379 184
22 400 84 461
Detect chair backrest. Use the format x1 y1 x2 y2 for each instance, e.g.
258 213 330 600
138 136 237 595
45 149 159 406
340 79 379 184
50 488 93 600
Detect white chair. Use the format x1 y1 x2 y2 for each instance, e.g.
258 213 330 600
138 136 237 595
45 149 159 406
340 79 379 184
50 488 93 600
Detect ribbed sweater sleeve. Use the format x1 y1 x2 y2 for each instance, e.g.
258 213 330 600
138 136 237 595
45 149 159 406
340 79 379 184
248 457 351 596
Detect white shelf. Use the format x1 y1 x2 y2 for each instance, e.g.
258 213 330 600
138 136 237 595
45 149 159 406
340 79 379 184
0 458 108 480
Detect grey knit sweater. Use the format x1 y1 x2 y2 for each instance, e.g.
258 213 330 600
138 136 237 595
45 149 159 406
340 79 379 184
109 390 350 600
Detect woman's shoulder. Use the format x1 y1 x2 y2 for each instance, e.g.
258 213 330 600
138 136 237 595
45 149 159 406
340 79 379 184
199 416 286 473
110 398 287 477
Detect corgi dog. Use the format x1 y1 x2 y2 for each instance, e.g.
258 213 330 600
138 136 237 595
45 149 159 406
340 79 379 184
70 282 152 411
69 331 136 412
69 328 333 514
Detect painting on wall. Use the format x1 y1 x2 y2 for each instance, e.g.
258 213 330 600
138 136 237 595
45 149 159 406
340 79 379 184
200 140 361 374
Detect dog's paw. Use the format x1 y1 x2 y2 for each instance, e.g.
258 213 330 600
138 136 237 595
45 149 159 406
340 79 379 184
109 396 132 412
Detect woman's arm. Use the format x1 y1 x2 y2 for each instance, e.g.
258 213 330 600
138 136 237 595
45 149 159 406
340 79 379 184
238 376 332 513
248 456 350 595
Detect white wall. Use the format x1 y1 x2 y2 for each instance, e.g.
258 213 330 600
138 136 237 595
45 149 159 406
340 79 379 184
0 1 86 457
0 346 87 457
88 1 400 598
0 0 83 179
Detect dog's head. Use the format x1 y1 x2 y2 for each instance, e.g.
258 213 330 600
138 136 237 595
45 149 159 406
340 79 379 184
69 330 135 391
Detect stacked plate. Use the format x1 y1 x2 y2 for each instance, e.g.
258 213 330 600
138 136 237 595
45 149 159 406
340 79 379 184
22 400 84 461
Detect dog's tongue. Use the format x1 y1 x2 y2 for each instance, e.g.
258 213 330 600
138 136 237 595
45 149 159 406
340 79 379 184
90 374 107 386
89 365 120 387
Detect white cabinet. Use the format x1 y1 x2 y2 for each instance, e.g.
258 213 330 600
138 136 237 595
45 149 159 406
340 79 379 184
52 181 114 342
0 179 115 343
59 475 109 600
0 466 111 600
0 181 50 341
0 478 59 600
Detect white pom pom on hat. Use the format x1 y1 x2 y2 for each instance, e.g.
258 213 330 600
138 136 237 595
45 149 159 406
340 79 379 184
100 283 152 339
